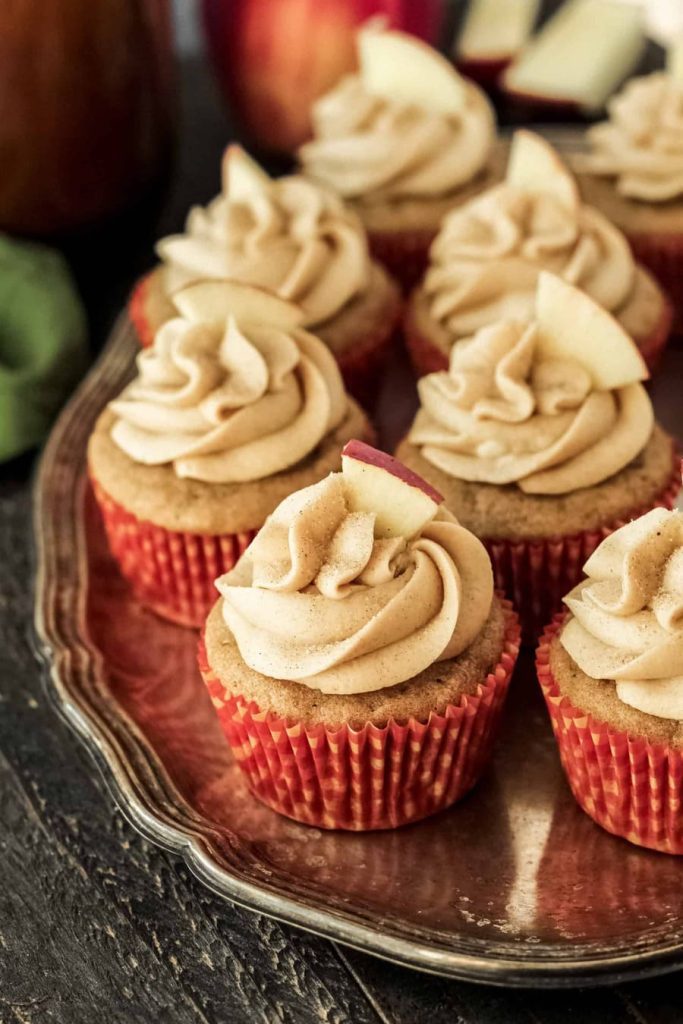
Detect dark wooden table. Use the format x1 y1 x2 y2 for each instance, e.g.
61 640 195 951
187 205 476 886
1 57 682 1024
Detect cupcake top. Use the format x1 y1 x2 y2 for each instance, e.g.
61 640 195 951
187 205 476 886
582 65 683 202
299 24 495 204
561 507 683 720
409 272 653 495
425 131 636 338
156 146 370 327
109 280 348 484
216 440 493 695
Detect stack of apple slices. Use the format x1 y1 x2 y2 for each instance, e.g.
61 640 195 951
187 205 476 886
455 0 540 85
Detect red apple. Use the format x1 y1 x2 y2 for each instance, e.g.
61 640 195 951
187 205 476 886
342 440 443 538
0 0 174 236
200 0 445 154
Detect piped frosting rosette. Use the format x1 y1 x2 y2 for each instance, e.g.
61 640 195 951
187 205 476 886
156 147 370 327
409 272 653 496
216 467 493 695
561 508 683 720
110 282 348 484
299 24 495 205
424 131 636 339
92 281 355 628
582 72 683 202
200 441 520 829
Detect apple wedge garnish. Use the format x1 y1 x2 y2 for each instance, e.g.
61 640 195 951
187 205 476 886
667 36 683 84
221 144 271 202
535 271 649 390
506 130 580 210
173 279 304 331
457 0 539 63
358 23 467 116
502 0 644 112
342 440 443 539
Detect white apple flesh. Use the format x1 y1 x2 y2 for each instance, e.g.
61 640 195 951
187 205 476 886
221 144 272 202
457 0 540 62
535 271 649 390
172 279 304 331
503 0 645 112
667 36 683 84
506 130 580 210
358 25 468 116
342 440 443 539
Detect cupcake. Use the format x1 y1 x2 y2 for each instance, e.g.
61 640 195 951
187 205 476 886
405 130 673 377
537 505 683 854
574 58 683 332
129 145 402 409
397 272 680 640
298 22 503 292
199 440 520 830
89 280 373 628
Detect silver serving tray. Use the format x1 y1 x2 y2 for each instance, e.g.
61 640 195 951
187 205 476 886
33 316 683 988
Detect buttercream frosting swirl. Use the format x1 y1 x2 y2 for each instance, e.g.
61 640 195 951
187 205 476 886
583 73 683 201
561 508 683 720
408 318 653 494
217 471 493 694
156 172 370 326
299 74 495 203
109 314 347 483
425 184 635 337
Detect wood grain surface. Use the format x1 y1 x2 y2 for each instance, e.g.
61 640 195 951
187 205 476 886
1 48 682 1024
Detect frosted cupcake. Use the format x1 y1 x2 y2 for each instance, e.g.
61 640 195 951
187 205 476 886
299 23 502 292
129 146 401 408
199 440 520 830
537 506 683 854
406 130 673 377
575 52 683 331
89 280 372 627
397 273 680 639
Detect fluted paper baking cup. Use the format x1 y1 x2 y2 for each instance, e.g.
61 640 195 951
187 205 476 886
629 233 683 338
537 614 683 855
336 312 401 411
368 228 436 294
199 600 520 831
485 457 680 641
91 478 257 628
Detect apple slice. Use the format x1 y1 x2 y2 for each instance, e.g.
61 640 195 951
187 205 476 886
173 279 304 331
535 271 649 390
358 24 467 116
342 440 443 539
457 0 540 63
221 144 271 202
502 0 645 112
506 130 580 210
667 36 683 84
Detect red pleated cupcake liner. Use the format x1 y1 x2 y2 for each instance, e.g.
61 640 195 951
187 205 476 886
485 456 680 642
404 283 673 378
91 478 257 628
128 271 157 348
368 229 436 294
537 614 683 854
628 233 683 338
199 600 520 831
336 302 403 411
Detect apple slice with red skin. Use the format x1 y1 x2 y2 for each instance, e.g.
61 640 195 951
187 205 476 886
342 440 443 539
173 279 304 331
221 144 272 202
